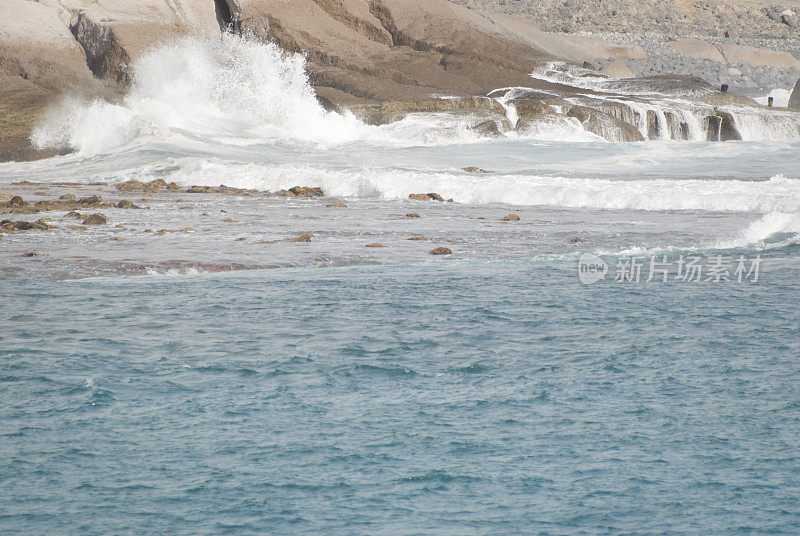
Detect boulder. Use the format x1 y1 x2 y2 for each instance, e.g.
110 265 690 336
600 61 636 79
790 79 800 110
59 194 78 201
501 214 520 221
409 193 445 202
667 39 726 62
431 247 453 255
78 195 102 205
470 120 504 138
287 233 313 243
82 213 108 225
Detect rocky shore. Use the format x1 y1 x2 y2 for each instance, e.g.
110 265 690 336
2 0 800 161
0 178 585 280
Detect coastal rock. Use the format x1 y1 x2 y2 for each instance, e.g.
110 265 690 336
116 179 173 193
462 167 488 173
600 61 635 78
431 247 453 255
408 236 427 240
501 214 520 221
59 194 78 201
365 243 385 247
790 79 800 110
566 106 645 142
8 196 25 207
187 185 216 194
406 212 421 218
78 195 102 205
82 213 108 225
470 120 504 138
409 193 445 202
116 200 138 209
1 218 54 231
287 233 313 242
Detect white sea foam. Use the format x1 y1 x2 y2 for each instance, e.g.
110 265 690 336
159 159 800 213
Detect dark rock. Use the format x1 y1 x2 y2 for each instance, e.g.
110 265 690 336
571 237 584 243
283 186 324 198
408 236 427 241
717 111 742 141
78 195 102 205
59 194 77 201
116 200 137 209
406 213 421 218
22 251 39 257
409 193 444 202
470 120 503 138
186 185 216 194
462 167 488 173
82 213 108 225
65 211 83 219
9 196 25 207
431 247 453 255
326 202 348 208
789 79 800 110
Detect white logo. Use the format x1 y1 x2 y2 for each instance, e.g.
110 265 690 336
578 253 608 284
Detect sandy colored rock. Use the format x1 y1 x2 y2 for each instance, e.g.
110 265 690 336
463 167 488 173
600 61 635 79
501 214 520 221
716 44 800 70
667 39 727 62
365 243 385 247
431 247 453 255
406 212 421 218
408 236 427 241
790 79 800 110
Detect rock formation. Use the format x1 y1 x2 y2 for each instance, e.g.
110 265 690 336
791 79 800 110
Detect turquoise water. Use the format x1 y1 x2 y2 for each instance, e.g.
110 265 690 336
3 260 799 535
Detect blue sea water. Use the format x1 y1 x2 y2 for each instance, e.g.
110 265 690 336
2 260 799 535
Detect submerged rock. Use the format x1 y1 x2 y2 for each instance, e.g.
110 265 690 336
287 233 313 242
1 218 54 231
431 247 453 255
470 120 504 138
408 236 427 241
571 237 584 243
365 243 385 248
462 167 488 173
501 214 520 221
406 213 421 218
78 195 102 205
59 194 77 201
82 213 108 225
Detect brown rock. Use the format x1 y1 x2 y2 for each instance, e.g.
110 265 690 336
68 225 88 231
82 213 108 225
365 243 385 248
571 237 584 243
59 194 77 201
65 211 83 219
22 251 39 257
289 186 324 197
462 167 488 173
222 218 239 223
409 193 445 202
326 202 348 208
408 236 428 241
78 195 102 205
431 247 453 255
116 200 137 209
501 214 520 221
9 196 25 207
179 227 196 233
109 236 125 242
406 212 421 218
287 233 313 243
235 237 247 242
186 185 216 194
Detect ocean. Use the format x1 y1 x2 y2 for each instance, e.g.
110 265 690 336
1 35 799 534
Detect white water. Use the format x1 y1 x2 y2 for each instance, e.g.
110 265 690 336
3 35 800 268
